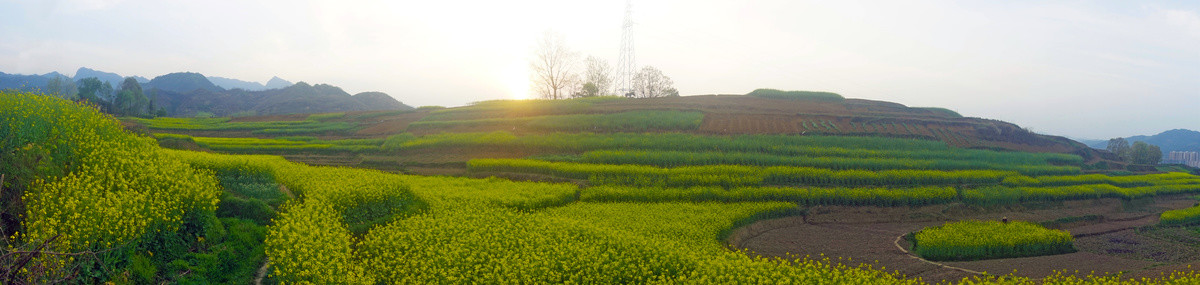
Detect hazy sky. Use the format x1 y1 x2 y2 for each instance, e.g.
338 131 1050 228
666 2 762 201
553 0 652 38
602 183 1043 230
1 0 1197 139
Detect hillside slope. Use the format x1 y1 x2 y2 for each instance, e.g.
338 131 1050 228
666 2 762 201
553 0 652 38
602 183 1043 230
386 95 1090 154
151 80 412 116
129 94 1105 174
146 72 226 93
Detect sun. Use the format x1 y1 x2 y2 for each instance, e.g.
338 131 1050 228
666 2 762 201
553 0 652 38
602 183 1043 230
506 61 531 100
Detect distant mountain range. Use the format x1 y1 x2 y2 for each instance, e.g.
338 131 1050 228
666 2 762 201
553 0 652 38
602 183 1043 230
0 67 412 116
207 75 293 91
1084 129 1200 154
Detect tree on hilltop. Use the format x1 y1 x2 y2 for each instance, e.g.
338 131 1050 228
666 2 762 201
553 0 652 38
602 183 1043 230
530 31 580 100
574 56 613 98
630 66 678 98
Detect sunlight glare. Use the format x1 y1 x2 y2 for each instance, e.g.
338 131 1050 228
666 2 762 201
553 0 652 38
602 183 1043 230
507 61 531 100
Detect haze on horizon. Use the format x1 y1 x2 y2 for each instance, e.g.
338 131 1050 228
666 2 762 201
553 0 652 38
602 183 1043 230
1 0 1197 139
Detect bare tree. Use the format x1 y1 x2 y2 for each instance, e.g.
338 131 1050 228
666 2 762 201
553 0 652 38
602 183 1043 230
630 66 678 98
574 56 612 98
530 31 579 100
1107 138 1130 162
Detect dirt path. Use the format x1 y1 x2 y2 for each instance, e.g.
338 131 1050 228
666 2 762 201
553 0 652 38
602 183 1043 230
730 195 1200 283
254 259 271 285
278 184 296 200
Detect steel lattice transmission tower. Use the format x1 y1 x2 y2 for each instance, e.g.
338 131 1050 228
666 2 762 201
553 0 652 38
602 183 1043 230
615 0 636 97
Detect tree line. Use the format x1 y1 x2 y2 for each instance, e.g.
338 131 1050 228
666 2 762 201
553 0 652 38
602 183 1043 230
1106 138 1162 165
44 75 164 117
530 31 678 100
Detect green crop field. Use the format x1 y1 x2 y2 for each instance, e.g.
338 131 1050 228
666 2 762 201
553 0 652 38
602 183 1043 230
6 91 1200 283
1161 204 1200 226
131 113 359 135
912 220 1075 261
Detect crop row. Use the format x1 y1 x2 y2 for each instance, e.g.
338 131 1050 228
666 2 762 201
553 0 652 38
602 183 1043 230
468 159 1017 188
154 133 382 153
581 184 1200 207
391 131 1083 166
129 115 358 134
582 185 957 207
408 110 704 132
572 150 1080 175
963 184 1200 205
1002 172 1200 188
1160 204 1200 226
422 96 624 121
912 220 1074 261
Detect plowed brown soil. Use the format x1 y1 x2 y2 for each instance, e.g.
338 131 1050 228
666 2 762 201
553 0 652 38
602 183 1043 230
730 195 1200 283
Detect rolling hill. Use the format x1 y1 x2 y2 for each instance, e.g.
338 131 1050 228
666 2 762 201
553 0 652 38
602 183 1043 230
0 71 60 90
128 92 1106 175
146 72 226 93
152 80 413 116
207 76 269 91
16 89 1200 283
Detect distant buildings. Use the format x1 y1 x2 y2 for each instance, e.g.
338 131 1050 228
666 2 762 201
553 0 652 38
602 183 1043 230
1165 151 1200 168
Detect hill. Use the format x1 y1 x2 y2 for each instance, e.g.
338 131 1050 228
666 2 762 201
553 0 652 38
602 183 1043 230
0 71 56 90
208 75 269 91
145 72 225 93
1086 129 1200 153
73 67 125 86
128 93 1106 174
353 91 415 111
2 67 393 116
152 80 412 116
265 76 294 89
116 90 1200 282
207 75 294 91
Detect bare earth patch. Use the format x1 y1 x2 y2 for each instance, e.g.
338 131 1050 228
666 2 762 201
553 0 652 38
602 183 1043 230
730 195 1200 283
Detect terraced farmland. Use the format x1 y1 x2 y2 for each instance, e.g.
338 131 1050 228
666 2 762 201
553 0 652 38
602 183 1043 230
5 91 1200 283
